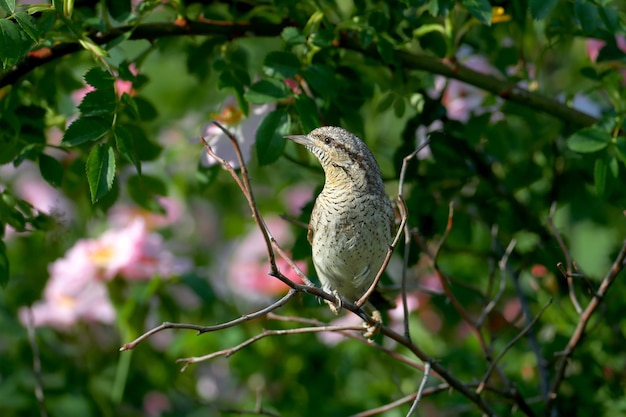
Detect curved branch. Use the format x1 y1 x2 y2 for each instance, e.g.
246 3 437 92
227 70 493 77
3 20 600 130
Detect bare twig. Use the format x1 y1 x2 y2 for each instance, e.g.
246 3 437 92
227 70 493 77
349 383 450 417
176 325 366 371
120 290 298 351
476 299 552 395
545 239 626 415
396 139 431 341
477 238 517 327
406 361 432 416
547 202 582 314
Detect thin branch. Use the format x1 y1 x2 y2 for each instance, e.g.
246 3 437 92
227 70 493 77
477 238 517 327
545 239 626 416
176 325 365 371
476 299 552 395
406 361 432 417
547 202 582 314
349 383 450 417
397 139 431 341
120 290 298 351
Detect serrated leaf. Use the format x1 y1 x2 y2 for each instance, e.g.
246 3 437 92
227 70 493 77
62 116 111 146
567 127 611 153
84 67 115 89
86 144 116 203
0 240 9 287
256 110 290 166
530 0 557 19
263 51 300 79
114 125 141 174
127 174 167 212
0 19 24 70
245 79 290 104
0 0 14 13
294 94 320 133
462 0 492 25
38 154 64 188
14 12 40 43
79 88 117 116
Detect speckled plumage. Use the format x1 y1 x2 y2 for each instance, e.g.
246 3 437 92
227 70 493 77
286 127 395 311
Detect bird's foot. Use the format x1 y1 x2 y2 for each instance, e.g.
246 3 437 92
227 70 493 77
362 309 382 339
326 290 343 315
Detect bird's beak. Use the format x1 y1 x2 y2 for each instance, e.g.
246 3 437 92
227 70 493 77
284 134 312 146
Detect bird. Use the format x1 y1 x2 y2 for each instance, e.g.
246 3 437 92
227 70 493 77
285 126 395 324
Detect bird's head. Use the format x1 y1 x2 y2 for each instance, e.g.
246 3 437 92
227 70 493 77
286 126 380 171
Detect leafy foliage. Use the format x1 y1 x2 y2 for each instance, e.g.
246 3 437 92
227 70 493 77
1 0 626 416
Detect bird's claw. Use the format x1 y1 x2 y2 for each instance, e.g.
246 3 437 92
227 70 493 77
362 309 382 338
327 290 343 315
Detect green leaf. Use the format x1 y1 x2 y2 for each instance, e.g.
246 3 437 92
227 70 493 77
127 174 167 212
245 79 290 104
281 27 306 46
256 109 290 166
0 0 14 13
0 19 24 70
302 64 337 100
38 154 64 188
114 125 141 174
0 240 9 287
263 51 300 79
105 0 131 21
574 0 599 35
615 136 626 164
294 94 320 133
134 96 158 121
79 88 117 117
567 127 611 153
311 29 335 48
376 33 395 64
84 67 115 89
62 116 111 146
14 12 40 42
86 144 115 203
462 0 492 25
530 0 557 19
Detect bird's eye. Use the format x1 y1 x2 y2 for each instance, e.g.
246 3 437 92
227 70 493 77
324 137 332 144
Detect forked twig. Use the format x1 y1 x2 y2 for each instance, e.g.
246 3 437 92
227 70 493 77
545 239 626 415
547 202 582 314
476 299 552 395
406 361 432 416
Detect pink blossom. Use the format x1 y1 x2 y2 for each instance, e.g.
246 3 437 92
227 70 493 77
227 217 305 300
586 35 626 63
279 185 314 216
19 243 115 329
87 218 191 280
316 314 363 346
200 99 274 168
143 391 172 417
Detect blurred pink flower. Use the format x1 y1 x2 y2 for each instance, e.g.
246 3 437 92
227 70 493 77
279 185 314 216
316 314 363 346
227 217 305 300
432 47 502 122
200 99 274 168
87 218 191 280
143 391 172 417
19 242 114 329
586 35 626 62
